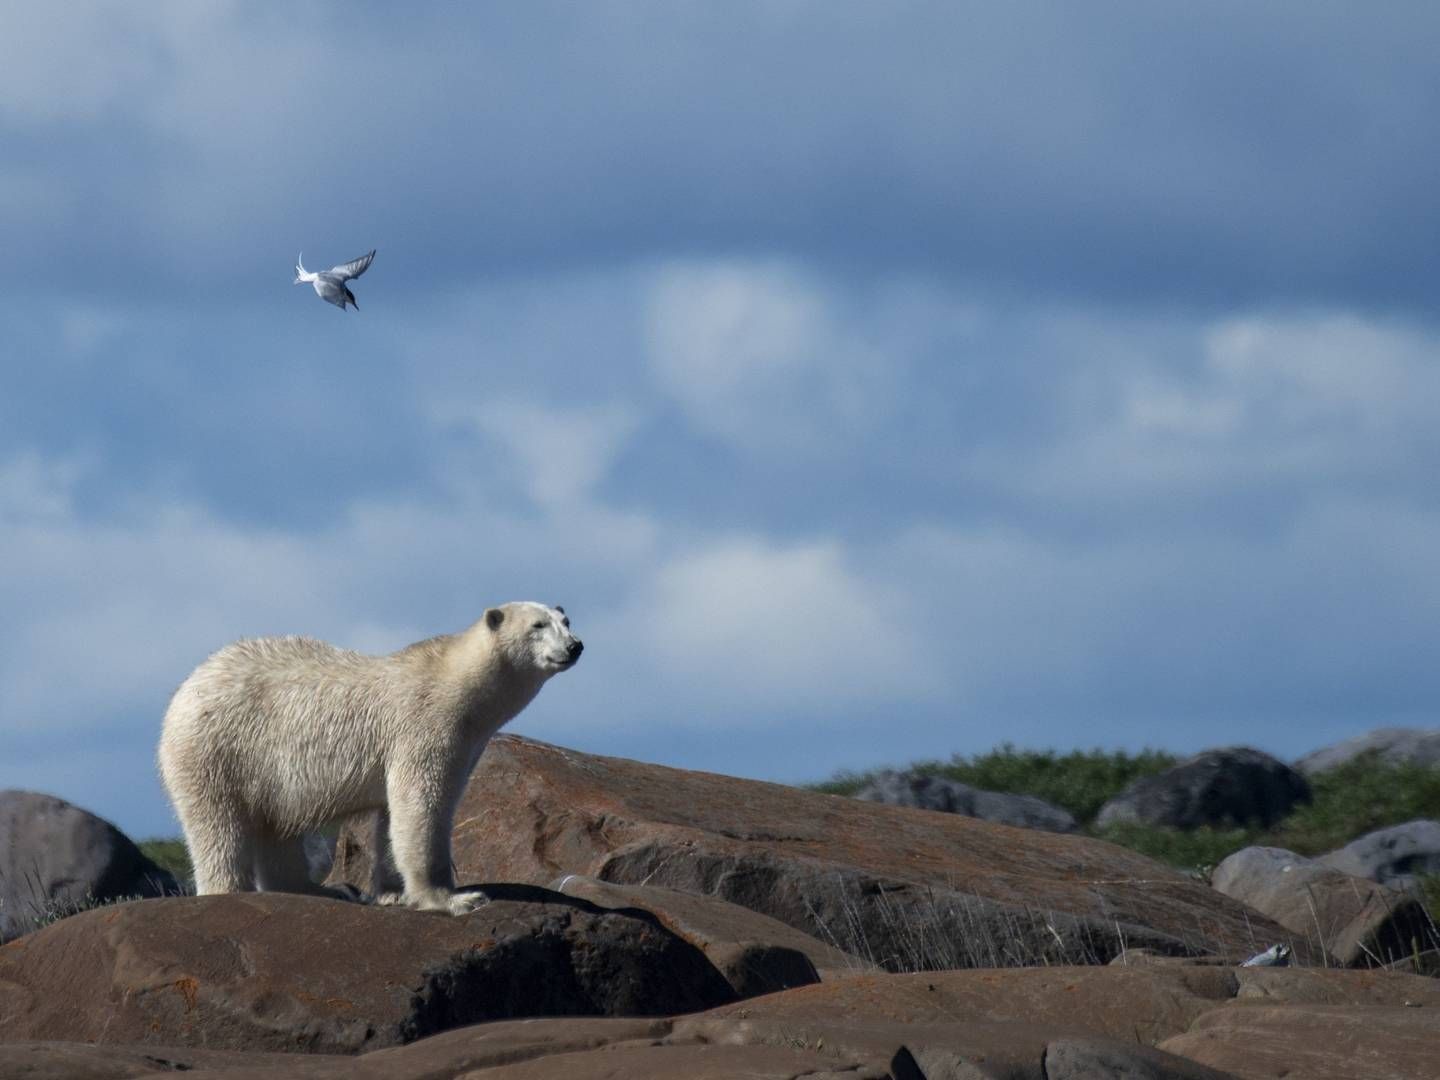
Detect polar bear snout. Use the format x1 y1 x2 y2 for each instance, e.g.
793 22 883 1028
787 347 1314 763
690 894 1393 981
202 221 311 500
549 637 584 669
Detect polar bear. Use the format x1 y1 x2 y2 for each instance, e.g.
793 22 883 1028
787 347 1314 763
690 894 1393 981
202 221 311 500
157 602 582 915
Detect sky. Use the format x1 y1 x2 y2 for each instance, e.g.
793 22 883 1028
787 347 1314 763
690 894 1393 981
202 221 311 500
3 2 1439 840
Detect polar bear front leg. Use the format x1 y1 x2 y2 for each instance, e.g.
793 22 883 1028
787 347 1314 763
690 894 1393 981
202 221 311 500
383 757 486 915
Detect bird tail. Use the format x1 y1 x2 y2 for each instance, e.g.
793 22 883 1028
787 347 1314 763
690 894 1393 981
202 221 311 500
294 252 308 284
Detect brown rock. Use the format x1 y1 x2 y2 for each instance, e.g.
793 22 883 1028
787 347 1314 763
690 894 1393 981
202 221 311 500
1231 965 1440 1006
1044 1037 1241 1079
703 964 1242 1046
329 736 1312 970
549 873 875 991
1160 1004 1440 1080
1210 846 1434 966
443 1042 897 1079
0 888 733 1053
0 1040 350 1079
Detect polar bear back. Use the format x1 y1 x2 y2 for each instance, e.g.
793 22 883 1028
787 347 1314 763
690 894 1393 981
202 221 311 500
160 636 442 834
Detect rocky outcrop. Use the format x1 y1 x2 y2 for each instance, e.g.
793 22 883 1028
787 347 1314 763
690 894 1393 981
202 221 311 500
0 789 180 942
1295 727 1440 775
1095 747 1311 831
1318 819 1440 891
1160 1005 1440 1080
549 873 871 991
14 964 1440 1078
1210 846 1436 967
0 888 735 1052
329 736 1312 969
852 769 1078 832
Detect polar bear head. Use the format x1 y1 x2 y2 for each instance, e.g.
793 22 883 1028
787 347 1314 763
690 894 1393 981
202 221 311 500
485 601 583 675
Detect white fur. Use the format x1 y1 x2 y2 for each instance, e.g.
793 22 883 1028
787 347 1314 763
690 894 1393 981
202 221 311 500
157 602 581 914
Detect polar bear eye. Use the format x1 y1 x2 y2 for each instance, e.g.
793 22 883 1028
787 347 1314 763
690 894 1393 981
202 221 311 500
531 620 546 630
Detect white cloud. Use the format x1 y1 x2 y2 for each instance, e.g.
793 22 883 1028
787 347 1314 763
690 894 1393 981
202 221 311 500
985 309 1440 503
461 399 643 509
610 534 944 713
0 451 83 521
643 259 896 452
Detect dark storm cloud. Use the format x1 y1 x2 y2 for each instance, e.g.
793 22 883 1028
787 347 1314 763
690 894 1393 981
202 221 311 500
5 2 1440 312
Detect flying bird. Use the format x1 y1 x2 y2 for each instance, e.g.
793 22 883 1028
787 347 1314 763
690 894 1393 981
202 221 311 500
294 249 376 311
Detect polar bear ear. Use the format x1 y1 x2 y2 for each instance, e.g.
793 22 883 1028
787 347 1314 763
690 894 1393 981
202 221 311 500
554 605 565 615
485 608 505 631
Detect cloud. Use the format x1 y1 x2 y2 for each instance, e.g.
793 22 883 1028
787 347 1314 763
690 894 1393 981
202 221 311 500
9 5 1440 313
968 308 1440 509
643 259 897 452
456 399 644 509
609 534 943 715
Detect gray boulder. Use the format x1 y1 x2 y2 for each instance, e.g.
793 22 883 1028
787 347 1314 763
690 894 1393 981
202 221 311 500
0 790 179 942
853 769 1078 833
1095 748 1310 831
1318 819 1440 891
1295 727 1440 775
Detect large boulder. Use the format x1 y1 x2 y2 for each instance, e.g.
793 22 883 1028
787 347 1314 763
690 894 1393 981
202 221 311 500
1318 819 1440 891
852 770 1078 833
1295 727 1440 775
1094 747 1311 831
6 964 1440 1077
0 790 179 942
549 873 871 991
1160 1005 1440 1080
329 736 1314 970
0 888 735 1053
1210 846 1436 967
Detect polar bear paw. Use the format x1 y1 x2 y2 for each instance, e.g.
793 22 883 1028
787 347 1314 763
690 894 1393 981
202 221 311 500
378 887 489 915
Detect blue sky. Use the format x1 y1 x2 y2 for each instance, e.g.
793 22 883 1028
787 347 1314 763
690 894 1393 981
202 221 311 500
3 2 1439 840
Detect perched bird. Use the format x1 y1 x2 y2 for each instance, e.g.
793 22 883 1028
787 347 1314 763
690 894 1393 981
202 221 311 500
294 250 376 311
1241 943 1292 967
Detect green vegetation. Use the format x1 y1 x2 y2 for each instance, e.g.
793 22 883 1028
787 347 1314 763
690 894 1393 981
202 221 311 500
811 743 1179 823
811 747 1440 885
139 837 193 890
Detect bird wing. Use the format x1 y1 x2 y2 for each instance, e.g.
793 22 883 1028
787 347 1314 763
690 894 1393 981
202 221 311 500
329 250 376 280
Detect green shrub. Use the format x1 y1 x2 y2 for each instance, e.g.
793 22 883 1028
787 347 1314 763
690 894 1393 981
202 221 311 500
1093 821 1260 878
1270 754 1440 856
809 745 1440 887
809 743 1177 824
138 838 193 889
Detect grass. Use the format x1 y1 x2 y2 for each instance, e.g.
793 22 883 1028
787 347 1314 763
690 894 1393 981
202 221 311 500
139 837 194 890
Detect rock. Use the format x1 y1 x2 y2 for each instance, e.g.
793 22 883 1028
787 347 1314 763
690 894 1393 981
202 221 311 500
1295 727 1440 775
0 790 180 943
1094 747 1311 831
6 966 1439 1078
1043 1037 1239 1079
702 965 1242 1046
400 1041 899 1079
1317 819 1440 891
0 1040 351 1079
852 770 1078 832
0 887 735 1053
1160 1004 1440 1080
549 873 873 991
1211 846 1436 967
329 736 1313 971
1230 965 1440 1006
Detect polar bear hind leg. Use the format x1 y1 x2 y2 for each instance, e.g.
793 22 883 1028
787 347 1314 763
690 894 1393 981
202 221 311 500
174 798 258 895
